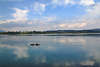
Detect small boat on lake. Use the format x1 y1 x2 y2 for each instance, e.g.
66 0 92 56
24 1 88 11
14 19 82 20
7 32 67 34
30 43 40 46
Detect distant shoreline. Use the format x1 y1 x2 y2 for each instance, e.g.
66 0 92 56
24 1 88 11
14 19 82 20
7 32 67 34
0 32 100 36
1 29 100 36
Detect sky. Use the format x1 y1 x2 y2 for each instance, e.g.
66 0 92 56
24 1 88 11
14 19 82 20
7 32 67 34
0 0 100 31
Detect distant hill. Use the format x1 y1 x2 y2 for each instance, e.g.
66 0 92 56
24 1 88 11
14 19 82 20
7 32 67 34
90 28 100 31
46 28 100 33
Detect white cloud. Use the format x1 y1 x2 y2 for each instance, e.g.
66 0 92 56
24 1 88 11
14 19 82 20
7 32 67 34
80 0 95 6
12 8 29 22
0 15 57 31
51 0 75 6
39 16 56 22
51 0 96 7
0 8 29 24
33 2 46 15
27 16 56 25
79 3 100 29
0 19 12 24
59 23 87 29
86 3 100 18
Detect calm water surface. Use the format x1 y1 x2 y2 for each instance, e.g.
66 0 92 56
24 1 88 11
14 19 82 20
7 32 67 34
0 35 100 67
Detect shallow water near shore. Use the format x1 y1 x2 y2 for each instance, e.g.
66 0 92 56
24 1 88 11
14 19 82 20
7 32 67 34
0 35 100 67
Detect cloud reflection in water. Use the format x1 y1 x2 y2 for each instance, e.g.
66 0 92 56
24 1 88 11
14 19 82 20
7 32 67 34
0 36 100 67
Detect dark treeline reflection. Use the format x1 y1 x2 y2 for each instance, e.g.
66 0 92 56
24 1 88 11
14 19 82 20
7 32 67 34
0 35 100 67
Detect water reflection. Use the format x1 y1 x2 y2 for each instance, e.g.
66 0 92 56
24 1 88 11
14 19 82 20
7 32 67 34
0 35 100 67
0 44 29 58
53 37 86 45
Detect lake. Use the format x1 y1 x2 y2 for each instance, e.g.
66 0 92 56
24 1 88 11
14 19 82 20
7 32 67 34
0 35 100 67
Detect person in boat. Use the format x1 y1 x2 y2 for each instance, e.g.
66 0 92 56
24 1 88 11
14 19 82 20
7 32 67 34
30 43 35 46
30 43 40 46
36 43 40 46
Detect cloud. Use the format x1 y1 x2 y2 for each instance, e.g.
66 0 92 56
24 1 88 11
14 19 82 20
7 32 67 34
79 0 95 6
86 3 100 18
51 0 75 6
38 16 57 22
0 16 4 18
0 0 100 31
12 8 29 22
0 16 89 31
59 23 87 29
0 8 29 24
51 0 96 7
33 2 46 15
0 20 12 24
0 16 57 31
80 2 100 29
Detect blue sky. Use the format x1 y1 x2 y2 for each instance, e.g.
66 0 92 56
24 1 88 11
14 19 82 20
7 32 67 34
0 0 100 31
